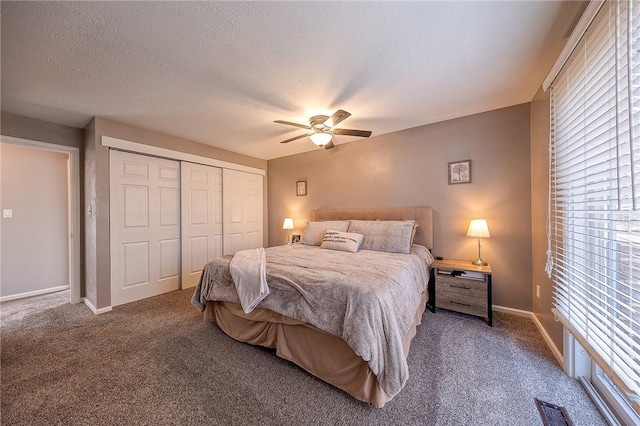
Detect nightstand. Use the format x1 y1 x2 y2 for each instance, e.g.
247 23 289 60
432 259 493 326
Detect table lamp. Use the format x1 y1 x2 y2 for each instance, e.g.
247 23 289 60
283 217 294 244
467 218 490 266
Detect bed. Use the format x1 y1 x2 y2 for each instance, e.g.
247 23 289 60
191 206 435 407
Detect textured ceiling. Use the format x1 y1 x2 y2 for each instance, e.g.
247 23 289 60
1 1 585 160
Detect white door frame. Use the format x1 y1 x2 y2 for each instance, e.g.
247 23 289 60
0 135 81 304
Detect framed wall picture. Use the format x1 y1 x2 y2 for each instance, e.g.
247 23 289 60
448 159 472 184
296 179 307 196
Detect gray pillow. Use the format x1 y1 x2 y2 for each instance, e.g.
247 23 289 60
301 220 350 246
348 220 415 254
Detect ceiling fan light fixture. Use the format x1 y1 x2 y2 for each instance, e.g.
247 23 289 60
275 110 370 149
310 132 333 147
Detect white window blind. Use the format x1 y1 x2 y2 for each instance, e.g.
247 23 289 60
548 0 640 414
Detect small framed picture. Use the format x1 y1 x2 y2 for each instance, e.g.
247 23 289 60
296 180 307 196
448 160 472 184
291 234 301 243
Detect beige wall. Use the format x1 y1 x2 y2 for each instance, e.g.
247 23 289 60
95 118 267 170
268 104 533 311
530 87 563 350
84 117 268 309
1 144 69 296
1 112 84 148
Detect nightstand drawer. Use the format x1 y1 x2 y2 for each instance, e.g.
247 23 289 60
437 274 486 297
437 293 486 317
436 274 487 317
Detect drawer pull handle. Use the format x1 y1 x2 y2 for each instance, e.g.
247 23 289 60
451 285 470 290
451 301 471 307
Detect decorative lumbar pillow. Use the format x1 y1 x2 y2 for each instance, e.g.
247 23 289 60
301 220 350 246
320 230 364 253
348 220 415 254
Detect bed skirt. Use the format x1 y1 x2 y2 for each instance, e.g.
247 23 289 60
203 291 428 408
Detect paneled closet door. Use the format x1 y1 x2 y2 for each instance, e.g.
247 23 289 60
223 169 263 255
180 162 223 289
109 150 181 306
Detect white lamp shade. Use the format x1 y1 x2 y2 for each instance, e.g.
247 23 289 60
467 218 490 238
282 217 295 230
310 132 333 146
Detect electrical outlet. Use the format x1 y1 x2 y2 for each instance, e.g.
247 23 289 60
2 209 12 219
536 285 541 298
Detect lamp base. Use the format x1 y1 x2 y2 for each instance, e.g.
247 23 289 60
472 238 488 266
471 258 488 266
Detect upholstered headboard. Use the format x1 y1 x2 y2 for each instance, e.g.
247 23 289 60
312 206 434 250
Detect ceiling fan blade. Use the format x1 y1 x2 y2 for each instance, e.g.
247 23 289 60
274 120 312 130
323 141 335 150
333 128 372 137
280 133 313 144
325 110 351 127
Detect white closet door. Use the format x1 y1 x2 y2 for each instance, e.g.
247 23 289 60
223 169 263 255
109 150 181 306
180 162 223 289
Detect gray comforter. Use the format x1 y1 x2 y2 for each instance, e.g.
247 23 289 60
191 243 434 399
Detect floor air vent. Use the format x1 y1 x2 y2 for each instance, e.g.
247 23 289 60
535 398 575 426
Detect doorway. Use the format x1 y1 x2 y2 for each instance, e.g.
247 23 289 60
0 136 81 304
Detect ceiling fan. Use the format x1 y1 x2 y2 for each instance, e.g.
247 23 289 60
274 109 372 150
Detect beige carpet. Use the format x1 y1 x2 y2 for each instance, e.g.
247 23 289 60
1 289 605 425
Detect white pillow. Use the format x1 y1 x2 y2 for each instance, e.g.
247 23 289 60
347 220 415 254
301 221 350 246
320 230 364 253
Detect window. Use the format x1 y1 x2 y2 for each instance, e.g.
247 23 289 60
547 0 640 419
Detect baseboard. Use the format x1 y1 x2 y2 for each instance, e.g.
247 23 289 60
531 313 563 366
82 297 112 315
492 305 563 367
0 285 70 302
492 304 533 318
